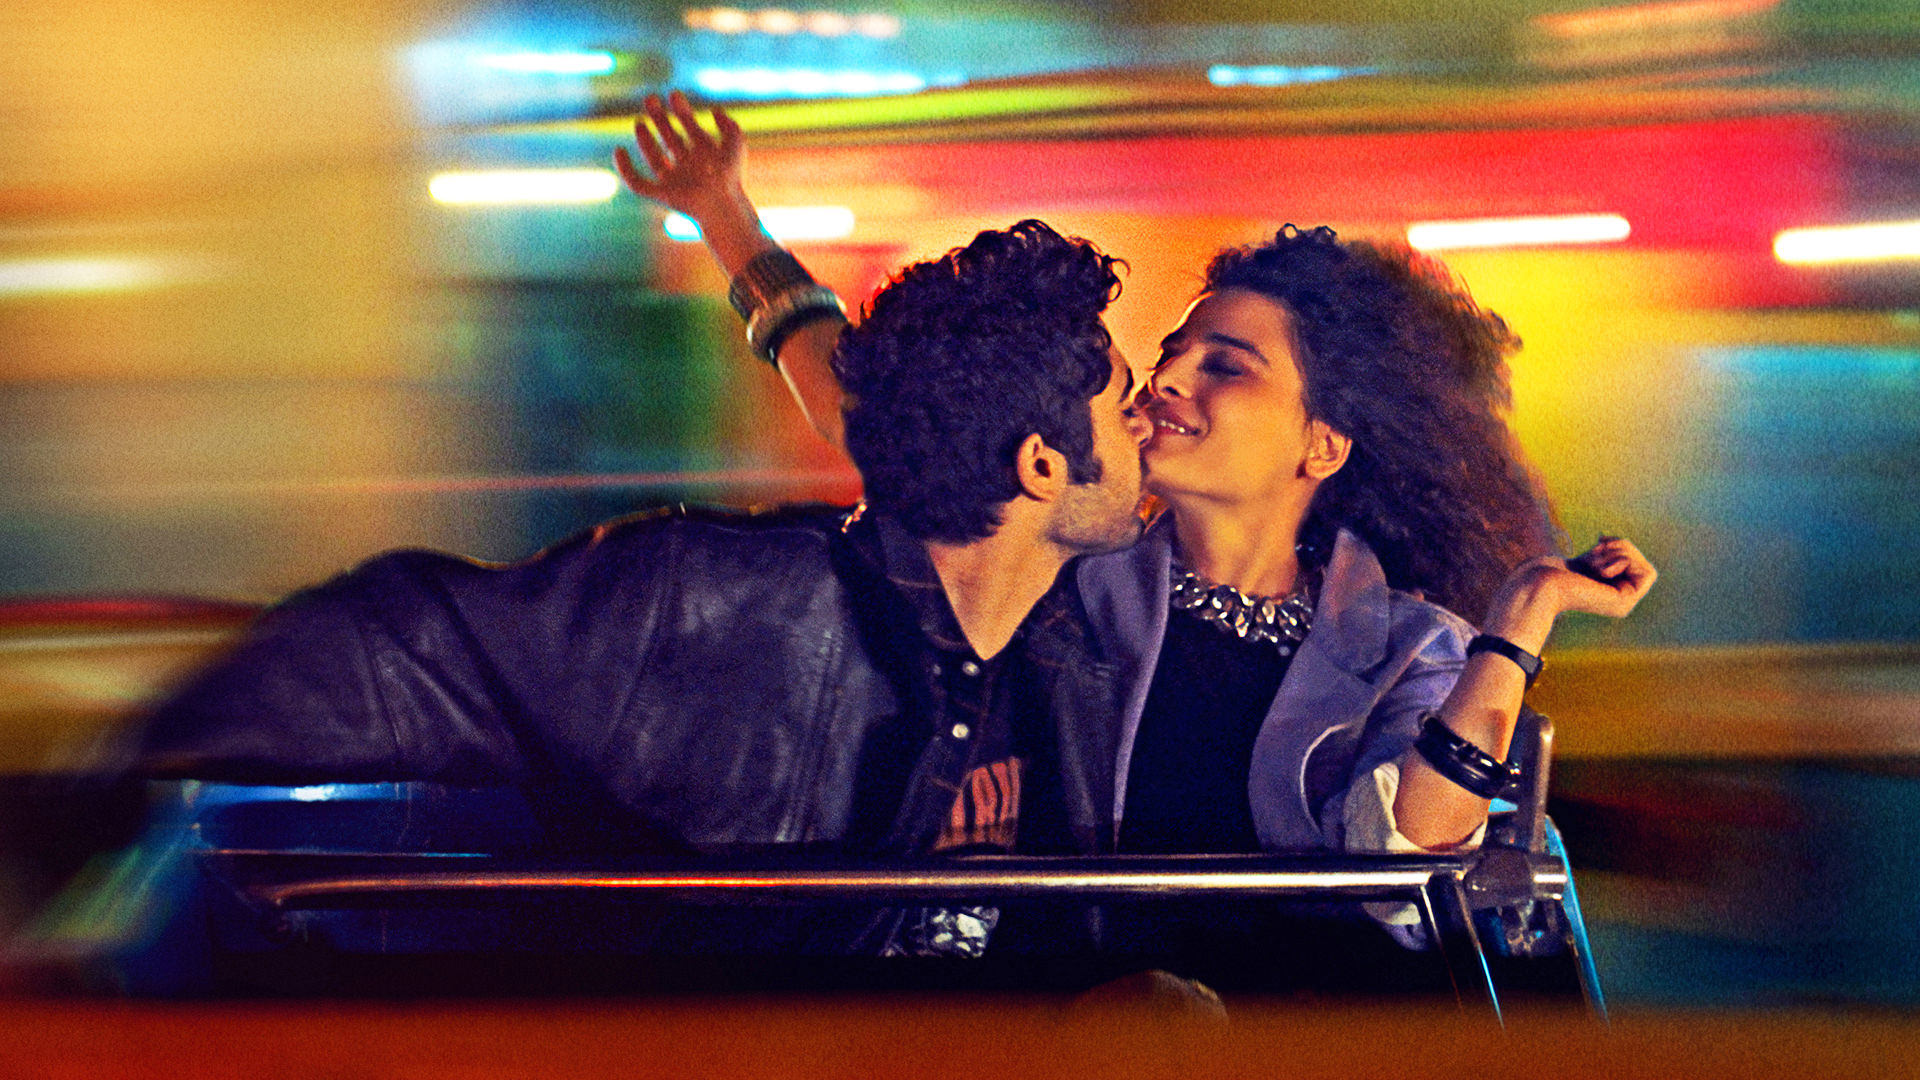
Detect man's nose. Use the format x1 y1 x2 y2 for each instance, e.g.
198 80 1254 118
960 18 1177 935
1125 405 1153 446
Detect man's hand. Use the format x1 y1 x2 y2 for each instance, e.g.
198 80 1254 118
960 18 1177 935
612 90 847 452
614 91 749 224
614 90 774 278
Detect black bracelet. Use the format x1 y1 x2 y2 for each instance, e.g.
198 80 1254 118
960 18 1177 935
1413 714 1518 800
758 299 848 364
1467 633 1542 688
745 284 847 363
728 248 816 320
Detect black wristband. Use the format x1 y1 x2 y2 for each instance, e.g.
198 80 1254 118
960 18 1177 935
758 300 848 364
1413 714 1518 800
1467 633 1542 688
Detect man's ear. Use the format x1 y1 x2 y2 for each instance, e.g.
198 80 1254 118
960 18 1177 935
1015 432 1069 502
1303 419 1352 481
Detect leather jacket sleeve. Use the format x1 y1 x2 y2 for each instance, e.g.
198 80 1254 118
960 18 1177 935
135 515 681 787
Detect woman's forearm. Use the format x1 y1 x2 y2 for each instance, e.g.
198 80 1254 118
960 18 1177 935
1390 572 1558 849
1388 537 1655 849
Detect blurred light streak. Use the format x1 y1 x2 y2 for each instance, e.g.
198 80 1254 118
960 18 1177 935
683 8 899 38
1697 345 1920 376
691 66 930 98
1206 65 1366 87
755 9 802 34
0 257 177 297
0 630 236 654
41 469 860 506
1407 214 1631 251
664 207 855 242
1773 220 1920 265
850 13 900 38
805 12 852 37
289 785 346 802
473 51 617 75
428 169 620 206
1532 0 1779 38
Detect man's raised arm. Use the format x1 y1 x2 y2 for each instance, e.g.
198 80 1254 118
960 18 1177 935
614 91 849 454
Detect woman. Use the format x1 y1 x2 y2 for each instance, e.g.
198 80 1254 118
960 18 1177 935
614 93 1655 859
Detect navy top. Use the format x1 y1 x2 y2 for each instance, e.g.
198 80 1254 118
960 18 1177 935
1118 608 1295 854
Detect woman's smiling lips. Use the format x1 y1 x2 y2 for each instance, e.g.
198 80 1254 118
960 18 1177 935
1145 406 1200 438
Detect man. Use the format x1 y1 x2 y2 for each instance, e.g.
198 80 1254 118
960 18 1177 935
135 185 1152 935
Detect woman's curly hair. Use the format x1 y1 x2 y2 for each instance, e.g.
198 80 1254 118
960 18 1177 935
834 219 1123 543
1203 225 1560 621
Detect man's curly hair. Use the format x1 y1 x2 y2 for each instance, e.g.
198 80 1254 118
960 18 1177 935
1203 225 1560 621
833 219 1123 543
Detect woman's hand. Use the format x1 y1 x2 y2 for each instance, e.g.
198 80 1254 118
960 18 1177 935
1394 536 1656 849
1480 536 1657 649
1555 535 1658 617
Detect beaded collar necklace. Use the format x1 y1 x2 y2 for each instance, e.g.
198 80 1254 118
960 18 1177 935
1169 561 1314 655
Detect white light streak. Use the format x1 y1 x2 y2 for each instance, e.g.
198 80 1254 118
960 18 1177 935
474 50 617 75
1207 65 1363 87
428 169 621 206
664 206 855 242
1406 213 1631 251
805 11 852 36
851 13 901 37
288 785 346 802
0 256 177 297
1773 220 1920 266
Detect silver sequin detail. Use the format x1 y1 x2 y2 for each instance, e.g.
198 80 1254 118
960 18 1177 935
1169 561 1313 650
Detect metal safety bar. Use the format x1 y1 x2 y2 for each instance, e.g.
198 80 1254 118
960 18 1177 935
203 849 1568 1014
207 851 1567 912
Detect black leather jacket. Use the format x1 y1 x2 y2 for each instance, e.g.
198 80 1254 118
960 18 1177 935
138 505 1124 856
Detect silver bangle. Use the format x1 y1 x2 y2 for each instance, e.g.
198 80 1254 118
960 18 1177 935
744 284 847 363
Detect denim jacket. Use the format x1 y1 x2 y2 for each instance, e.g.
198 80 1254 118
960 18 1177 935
1077 520 1474 852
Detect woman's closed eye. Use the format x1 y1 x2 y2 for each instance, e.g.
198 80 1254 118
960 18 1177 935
1200 353 1247 378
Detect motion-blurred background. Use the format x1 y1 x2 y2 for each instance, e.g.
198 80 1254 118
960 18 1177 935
2 0 1918 1011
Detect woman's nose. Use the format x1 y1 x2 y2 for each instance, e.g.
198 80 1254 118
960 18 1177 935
1147 363 1186 399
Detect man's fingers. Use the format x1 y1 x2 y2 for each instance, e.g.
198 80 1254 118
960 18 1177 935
627 110 676 178
714 106 743 158
612 146 661 198
645 95 689 159
669 90 717 153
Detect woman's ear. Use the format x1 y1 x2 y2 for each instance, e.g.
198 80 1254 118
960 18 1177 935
1304 420 1352 481
1015 432 1069 501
